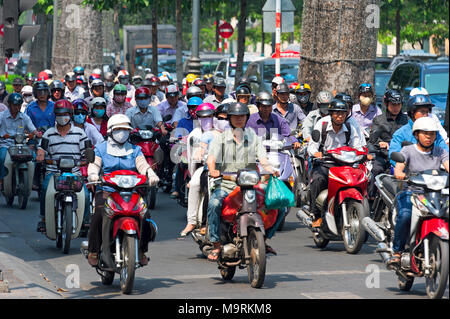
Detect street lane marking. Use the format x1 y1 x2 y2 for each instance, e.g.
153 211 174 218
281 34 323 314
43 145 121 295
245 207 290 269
301 292 364 299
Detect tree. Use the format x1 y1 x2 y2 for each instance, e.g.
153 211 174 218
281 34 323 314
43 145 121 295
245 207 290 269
234 0 248 88
299 0 379 101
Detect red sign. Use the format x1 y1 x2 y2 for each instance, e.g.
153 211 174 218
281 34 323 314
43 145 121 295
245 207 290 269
0 24 4 37
271 50 300 59
219 22 234 39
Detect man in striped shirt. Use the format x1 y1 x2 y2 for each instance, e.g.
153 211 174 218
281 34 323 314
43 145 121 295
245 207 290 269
36 100 89 233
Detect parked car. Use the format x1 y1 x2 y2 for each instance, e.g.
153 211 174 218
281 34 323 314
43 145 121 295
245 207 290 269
386 61 449 122
374 70 393 107
214 54 263 93
388 50 438 70
242 57 299 94
375 56 392 70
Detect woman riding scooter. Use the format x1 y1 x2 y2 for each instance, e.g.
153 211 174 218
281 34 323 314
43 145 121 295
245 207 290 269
86 114 160 266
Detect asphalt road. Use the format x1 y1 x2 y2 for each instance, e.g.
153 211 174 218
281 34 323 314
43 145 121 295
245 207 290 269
0 189 448 300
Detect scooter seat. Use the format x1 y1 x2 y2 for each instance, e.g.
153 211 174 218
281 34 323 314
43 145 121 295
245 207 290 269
379 175 398 198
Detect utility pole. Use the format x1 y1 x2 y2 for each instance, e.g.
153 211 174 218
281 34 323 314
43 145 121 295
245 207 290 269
185 0 201 76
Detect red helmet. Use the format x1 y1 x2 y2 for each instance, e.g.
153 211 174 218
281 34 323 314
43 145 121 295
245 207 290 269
72 99 88 112
135 86 151 99
54 99 74 115
193 79 205 87
149 76 160 86
196 103 216 117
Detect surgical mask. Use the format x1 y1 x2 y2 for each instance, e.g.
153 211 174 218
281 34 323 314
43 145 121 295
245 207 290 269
112 129 130 144
114 95 126 104
360 96 373 106
214 117 230 132
93 109 105 118
199 117 213 131
23 95 33 103
55 115 71 126
73 113 86 124
297 93 310 104
136 99 150 109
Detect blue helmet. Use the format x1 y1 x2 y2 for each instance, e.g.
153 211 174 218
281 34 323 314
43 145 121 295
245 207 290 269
187 97 203 107
8 92 24 105
74 66 84 76
406 94 434 118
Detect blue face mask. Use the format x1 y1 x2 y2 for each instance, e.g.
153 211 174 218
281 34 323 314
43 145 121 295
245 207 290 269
73 113 86 124
93 109 105 118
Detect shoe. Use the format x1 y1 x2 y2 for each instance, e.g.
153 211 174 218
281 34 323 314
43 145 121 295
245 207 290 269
87 252 98 266
311 217 322 228
139 252 149 266
386 252 401 270
177 224 196 240
207 243 221 262
37 220 46 233
199 227 207 235
170 191 179 198
265 244 277 255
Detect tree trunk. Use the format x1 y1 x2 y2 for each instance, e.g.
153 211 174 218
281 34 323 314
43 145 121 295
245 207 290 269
51 0 103 79
395 6 401 55
215 11 220 52
0 6 5 76
113 4 121 68
298 0 378 101
151 0 158 75
234 0 247 89
176 0 184 82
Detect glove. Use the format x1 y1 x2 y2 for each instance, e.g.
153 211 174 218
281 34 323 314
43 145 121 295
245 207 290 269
147 170 160 187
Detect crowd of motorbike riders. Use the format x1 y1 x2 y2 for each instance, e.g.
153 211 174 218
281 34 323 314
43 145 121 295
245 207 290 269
0 66 448 290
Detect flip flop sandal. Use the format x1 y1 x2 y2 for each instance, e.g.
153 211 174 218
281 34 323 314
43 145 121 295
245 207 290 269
207 250 220 262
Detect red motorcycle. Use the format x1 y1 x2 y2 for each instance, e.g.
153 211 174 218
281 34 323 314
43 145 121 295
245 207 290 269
82 170 157 294
297 146 370 254
129 127 163 209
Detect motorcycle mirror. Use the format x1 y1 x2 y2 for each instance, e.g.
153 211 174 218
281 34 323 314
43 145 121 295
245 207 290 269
163 114 173 122
85 148 95 163
311 130 321 143
390 152 405 163
40 138 49 151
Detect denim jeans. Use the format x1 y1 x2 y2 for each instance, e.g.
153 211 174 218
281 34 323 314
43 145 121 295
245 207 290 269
392 190 413 253
207 188 230 243
0 147 8 179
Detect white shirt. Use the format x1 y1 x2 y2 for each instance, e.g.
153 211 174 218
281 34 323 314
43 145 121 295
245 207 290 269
83 122 104 146
65 86 86 102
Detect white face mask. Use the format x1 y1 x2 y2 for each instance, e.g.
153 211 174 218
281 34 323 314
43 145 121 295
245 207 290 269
23 95 33 103
360 96 373 106
112 129 130 144
55 115 71 126
213 117 230 132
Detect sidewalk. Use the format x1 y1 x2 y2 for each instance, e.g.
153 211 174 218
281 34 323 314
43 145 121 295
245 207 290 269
0 219 62 299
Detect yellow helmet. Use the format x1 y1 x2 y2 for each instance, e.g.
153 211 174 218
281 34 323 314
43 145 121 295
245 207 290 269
295 83 311 93
186 73 198 84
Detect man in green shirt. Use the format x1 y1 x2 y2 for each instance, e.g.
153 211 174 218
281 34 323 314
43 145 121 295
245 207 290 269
206 102 277 261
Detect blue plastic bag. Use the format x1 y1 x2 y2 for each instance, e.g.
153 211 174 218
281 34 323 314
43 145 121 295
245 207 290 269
264 175 295 210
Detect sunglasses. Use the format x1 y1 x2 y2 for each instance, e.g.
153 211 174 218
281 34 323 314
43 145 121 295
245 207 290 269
74 110 87 115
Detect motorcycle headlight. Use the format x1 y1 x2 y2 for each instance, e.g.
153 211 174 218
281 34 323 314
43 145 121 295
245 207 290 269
139 130 153 139
59 158 75 169
237 170 260 187
15 134 25 144
110 175 140 188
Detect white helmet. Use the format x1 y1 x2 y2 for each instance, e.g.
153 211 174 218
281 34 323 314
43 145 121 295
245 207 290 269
412 116 439 134
107 114 133 134
271 76 284 85
21 85 33 95
410 87 429 97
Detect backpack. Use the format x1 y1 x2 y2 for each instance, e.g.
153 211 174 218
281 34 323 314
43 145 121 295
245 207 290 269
319 121 352 152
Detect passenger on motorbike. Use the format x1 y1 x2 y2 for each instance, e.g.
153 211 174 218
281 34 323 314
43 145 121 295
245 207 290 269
72 99 104 146
272 83 306 131
205 102 278 261
389 94 448 167
301 91 332 142
125 87 165 133
86 97 108 136
307 99 366 227
367 89 408 200
86 114 160 266
0 93 41 190
21 85 35 112
35 100 90 234
106 84 133 117
179 103 218 238
387 116 449 267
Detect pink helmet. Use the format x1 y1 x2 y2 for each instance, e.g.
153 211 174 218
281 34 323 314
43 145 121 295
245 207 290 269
196 102 216 117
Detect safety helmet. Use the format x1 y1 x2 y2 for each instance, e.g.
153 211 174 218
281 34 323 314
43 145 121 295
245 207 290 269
203 74 214 84
65 72 77 82
38 71 49 81
89 74 101 85
159 74 170 83
334 92 353 106
135 86 151 99
21 85 33 95
186 73 197 84
25 72 35 81
276 83 290 94
193 78 205 87
8 93 23 106
213 77 227 88
166 84 179 98
12 77 24 86
289 82 299 94
227 102 250 117
187 97 203 108
72 99 89 113
410 87 429 97
91 97 107 109
132 75 143 86
406 94 434 118
92 68 102 76
383 89 402 106
328 99 349 113
296 83 312 104
117 70 129 84
412 116 439 134
186 86 203 99
236 85 251 97
271 76 284 86
316 91 333 105
196 103 216 117
77 75 87 85
295 83 311 93
149 76 160 86
358 83 373 95
33 81 50 98
216 103 230 116
256 91 275 106
113 84 127 95
90 79 104 90
54 99 74 115
104 72 115 82
44 69 53 79
73 66 84 76
107 114 133 134
50 79 65 91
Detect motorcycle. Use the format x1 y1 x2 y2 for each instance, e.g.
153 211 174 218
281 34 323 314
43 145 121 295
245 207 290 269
363 152 449 299
39 138 93 254
1 133 35 209
129 126 164 209
81 170 157 294
297 141 370 254
157 115 176 193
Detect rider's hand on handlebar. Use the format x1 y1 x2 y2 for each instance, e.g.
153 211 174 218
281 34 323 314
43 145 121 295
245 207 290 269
313 152 323 159
36 149 45 162
379 141 389 149
210 169 221 178
395 172 406 180
293 142 301 149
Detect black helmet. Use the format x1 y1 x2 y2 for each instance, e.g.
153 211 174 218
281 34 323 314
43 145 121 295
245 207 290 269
383 89 402 106
406 94 433 118
214 77 226 88
334 92 353 106
186 86 203 99
8 92 23 105
237 78 251 92
256 91 275 106
328 98 349 112
236 85 250 96
276 83 290 94
216 103 230 116
358 83 373 95
227 102 250 117
50 79 65 91
33 81 50 98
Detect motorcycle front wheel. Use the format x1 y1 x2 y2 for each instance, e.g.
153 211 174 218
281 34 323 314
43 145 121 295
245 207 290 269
120 234 136 294
147 186 157 210
220 266 236 281
18 169 29 210
62 203 73 254
342 200 366 254
313 231 329 249
425 237 449 299
247 228 266 288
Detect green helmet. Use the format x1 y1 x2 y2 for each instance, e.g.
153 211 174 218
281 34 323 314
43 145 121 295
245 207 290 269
25 72 35 80
113 84 127 94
